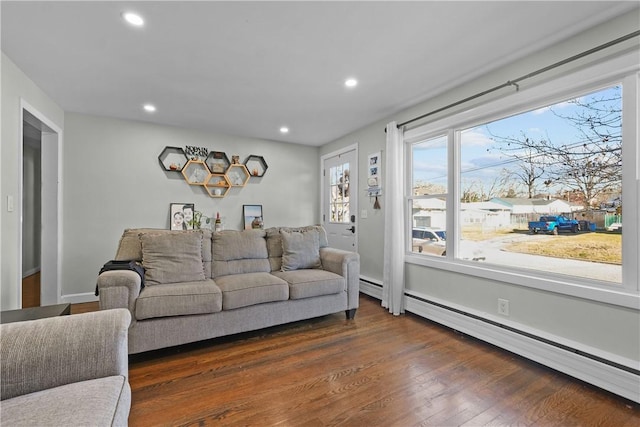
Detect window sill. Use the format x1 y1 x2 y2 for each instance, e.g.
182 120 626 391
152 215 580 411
405 253 640 310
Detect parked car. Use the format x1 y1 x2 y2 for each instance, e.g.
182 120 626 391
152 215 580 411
528 215 579 235
412 227 446 256
606 222 622 232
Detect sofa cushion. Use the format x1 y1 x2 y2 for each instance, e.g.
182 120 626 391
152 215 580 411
265 226 328 271
212 230 270 277
115 228 212 278
135 279 222 320
214 273 288 310
141 232 206 285
280 229 322 271
272 270 345 300
0 376 130 427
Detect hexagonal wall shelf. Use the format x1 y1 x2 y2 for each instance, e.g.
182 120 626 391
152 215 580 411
158 146 188 172
205 174 231 197
226 164 250 187
182 160 211 185
206 151 230 174
244 155 268 177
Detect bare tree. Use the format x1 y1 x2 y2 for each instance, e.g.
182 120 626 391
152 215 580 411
486 86 622 209
461 168 519 202
545 87 622 209
485 131 549 199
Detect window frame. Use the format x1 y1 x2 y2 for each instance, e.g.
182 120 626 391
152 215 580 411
404 52 639 309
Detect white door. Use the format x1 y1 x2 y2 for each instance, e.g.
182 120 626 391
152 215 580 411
322 147 357 252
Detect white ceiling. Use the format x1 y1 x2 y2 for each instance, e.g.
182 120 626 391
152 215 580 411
2 1 637 146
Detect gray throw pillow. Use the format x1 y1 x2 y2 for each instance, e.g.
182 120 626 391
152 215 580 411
141 232 206 285
280 229 322 271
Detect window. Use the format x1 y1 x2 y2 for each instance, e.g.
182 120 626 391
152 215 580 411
404 53 638 304
410 135 448 257
459 85 622 283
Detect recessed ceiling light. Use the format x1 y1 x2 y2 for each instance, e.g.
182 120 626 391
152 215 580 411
280 127 289 134
345 78 358 88
143 104 156 113
122 12 144 27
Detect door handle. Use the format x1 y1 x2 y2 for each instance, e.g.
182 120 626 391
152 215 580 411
347 226 355 233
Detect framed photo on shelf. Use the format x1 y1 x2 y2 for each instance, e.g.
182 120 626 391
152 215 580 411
243 205 263 230
170 203 195 230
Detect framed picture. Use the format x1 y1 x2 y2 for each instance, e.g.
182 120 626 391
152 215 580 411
170 203 195 230
367 152 382 197
243 205 263 230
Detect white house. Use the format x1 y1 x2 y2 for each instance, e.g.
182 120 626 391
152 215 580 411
460 201 512 227
490 198 573 215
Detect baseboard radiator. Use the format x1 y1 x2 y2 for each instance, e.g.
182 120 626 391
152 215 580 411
359 278 640 403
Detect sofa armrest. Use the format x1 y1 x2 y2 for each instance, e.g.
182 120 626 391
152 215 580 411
97 270 142 317
0 309 131 401
320 247 360 310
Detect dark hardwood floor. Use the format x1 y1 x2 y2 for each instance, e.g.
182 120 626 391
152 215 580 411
21 271 40 308
72 295 640 426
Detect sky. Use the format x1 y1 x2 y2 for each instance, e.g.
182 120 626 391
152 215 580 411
412 85 622 197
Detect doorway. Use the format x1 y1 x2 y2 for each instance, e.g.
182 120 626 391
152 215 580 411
21 105 61 307
321 145 358 252
22 118 42 307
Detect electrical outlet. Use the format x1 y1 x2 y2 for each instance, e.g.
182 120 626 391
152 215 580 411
498 298 510 316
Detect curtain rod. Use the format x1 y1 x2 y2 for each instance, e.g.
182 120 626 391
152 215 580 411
391 30 640 131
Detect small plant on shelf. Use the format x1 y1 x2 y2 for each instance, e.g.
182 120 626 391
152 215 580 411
188 211 211 230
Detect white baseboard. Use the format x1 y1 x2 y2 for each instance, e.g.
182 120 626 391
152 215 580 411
358 278 639 403
22 267 40 278
61 292 98 304
359 276 383 299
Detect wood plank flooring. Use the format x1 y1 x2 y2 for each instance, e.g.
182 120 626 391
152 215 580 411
21 271 40 308
76 295 637 427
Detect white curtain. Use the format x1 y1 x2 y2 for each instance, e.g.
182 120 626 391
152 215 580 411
382 122 405 315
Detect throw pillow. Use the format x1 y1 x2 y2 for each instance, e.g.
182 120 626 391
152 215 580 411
141 232 205 285
280 229 322 271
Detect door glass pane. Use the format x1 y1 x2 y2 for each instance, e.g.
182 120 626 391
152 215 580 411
329 162 350 223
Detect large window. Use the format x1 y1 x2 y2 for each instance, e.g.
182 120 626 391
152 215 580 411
405 53 638 303
459 85 622 283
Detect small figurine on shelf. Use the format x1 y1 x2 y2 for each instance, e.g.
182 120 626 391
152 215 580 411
214 212 223 232
252 168 259 176
232 155 240 164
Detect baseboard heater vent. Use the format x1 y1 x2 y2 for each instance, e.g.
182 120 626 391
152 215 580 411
406 293 639 377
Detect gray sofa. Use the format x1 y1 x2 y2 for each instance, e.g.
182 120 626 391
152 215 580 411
97 226 360 354
0 309 131 426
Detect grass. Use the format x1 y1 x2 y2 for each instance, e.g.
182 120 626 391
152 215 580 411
460 225 622 264
504 232 622 264
461 226 516 241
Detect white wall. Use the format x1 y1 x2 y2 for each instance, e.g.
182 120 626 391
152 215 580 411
61 113 320 299
1 52 64 310
321 11 640 363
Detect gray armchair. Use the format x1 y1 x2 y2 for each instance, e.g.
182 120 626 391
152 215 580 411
1 309 131 426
